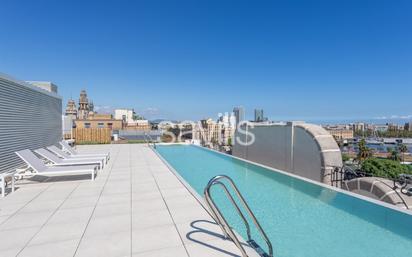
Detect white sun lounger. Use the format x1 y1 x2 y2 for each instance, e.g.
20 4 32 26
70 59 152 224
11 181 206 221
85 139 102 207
59 141 110 162
15 150 97 181
34 148 104 171
48 145 108 164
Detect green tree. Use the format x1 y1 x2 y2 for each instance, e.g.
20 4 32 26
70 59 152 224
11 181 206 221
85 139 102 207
398 144 408 162
388 148 401 162
357 139 372 163
361 158 412 179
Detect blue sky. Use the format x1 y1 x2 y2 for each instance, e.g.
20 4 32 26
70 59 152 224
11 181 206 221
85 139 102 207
0 0 411 121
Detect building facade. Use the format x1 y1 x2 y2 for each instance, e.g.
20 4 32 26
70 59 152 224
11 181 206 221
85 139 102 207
115 109 135 123
254 109 264 122
115 108 150 130
233 106 245 127
326 128 354 140
0 74 62 173
75 114 123 130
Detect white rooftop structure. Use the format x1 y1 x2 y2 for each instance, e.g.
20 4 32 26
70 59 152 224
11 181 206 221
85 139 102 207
26 81 58 93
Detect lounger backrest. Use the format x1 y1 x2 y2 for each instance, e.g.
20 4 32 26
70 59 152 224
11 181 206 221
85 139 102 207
34 148 62 164
60 141 77 155
48 145 70 158
15 149 47 173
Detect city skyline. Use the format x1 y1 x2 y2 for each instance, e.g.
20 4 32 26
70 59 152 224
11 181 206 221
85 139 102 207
0 0 411 121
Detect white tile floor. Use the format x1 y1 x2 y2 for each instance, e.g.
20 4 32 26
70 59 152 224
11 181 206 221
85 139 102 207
0 144 258 257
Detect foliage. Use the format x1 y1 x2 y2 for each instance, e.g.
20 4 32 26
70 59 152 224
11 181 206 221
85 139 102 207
361 158 412 179
227 137 232 146
398 143 408 162
387 147 401 161
354 129 412 138
356 139 373 162
341 153 350 162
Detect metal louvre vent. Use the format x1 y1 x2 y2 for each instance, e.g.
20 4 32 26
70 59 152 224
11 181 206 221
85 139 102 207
0 75 62 174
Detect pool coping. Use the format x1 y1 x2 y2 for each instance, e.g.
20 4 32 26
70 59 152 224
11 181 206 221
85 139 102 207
155 143 412 217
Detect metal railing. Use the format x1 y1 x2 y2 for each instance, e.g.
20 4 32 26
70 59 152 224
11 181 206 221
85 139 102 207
330 166 344 188
143 132 156 149
204 175 273 257
393 174 412 197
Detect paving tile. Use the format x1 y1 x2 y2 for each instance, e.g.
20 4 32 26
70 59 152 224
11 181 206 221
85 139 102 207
98 193 130 205
18 239 79 257
93 202 130 218
131 190 162 201
0 226 39 251
168 204 212 224
132 197 167 212
160 187 192 199
165 195 201 210
75 229 130 257
132 208 174 229
132 182 158 194
47 206 94 225
84 214 130 238
29 221 87 245
0 215 10 224
185 239 244 257
0 248 22 257
175 219 226 245
132 224 183 253
60 196 99 209
19 199 63 214
0 211 51 231
132 246 189 257
0 202 27 217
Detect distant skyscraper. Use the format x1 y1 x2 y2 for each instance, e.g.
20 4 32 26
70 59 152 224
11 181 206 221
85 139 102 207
254 109 264 122
233 106 245 126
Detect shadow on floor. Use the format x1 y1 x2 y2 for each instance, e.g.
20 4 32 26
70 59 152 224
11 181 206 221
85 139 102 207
186 219 245 257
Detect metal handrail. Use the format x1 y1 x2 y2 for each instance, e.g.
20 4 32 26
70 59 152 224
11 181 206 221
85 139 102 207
144 132 156 149
204 175 273 257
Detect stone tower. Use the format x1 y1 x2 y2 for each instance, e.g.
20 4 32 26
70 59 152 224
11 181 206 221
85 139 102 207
65 98 77 119
78 90 90 119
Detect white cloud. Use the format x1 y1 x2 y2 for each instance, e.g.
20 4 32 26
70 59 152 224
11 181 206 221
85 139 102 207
94 105 114 114
373 114 412 120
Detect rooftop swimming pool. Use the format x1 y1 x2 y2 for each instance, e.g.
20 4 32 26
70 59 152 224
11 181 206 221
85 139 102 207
155 144 412 257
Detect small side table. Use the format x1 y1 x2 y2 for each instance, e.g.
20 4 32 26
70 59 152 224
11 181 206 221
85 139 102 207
0 172 15 197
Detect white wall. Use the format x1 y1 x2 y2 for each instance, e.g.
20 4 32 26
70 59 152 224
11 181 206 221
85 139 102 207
115 109 134 123
233 122 342 184
0 74 62 173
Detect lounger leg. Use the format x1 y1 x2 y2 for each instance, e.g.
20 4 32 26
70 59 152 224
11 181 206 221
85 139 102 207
11 176 15 193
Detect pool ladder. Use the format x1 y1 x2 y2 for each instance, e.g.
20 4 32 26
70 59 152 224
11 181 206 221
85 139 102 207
144 132 156 149
204 175 274 257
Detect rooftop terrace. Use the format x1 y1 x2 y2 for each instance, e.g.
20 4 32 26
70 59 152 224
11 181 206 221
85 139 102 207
0 144 257 257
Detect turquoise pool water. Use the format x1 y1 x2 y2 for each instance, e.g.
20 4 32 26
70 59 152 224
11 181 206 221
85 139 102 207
156 145 412 257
